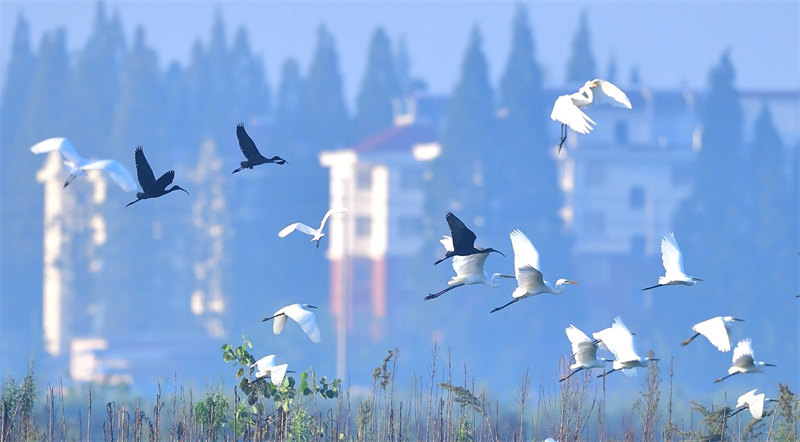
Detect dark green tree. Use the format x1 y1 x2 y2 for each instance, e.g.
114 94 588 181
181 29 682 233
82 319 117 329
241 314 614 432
22 29 71 140
0 13 35 150
71 2 126 153
354 27 399 140
305 24 349 150
565 10 597 83
436 26 496 214
229 26 270 123
275 58 308 155
673 51 749 303
497 4 566 264
112 26 164 151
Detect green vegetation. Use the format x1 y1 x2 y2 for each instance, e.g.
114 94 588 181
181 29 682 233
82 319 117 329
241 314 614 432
3 342 797 441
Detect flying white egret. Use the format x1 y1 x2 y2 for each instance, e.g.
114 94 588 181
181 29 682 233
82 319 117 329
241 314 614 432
593 317 658 377
729 388 777 420
262 303 320 343
251 354 289 386
126 146 189 207
550 79 632 152
278 208 348 248
29 137 138 191
425 236 514 300
714 339 775 383
490 229 577 313
559 325 610 381
434 212 504 265
680 316 743 352
232 123 287 174
642 232 702 291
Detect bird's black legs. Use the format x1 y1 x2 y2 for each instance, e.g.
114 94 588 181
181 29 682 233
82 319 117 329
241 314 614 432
641 284 664 291
63 173 77 188
559 367 583 382
316 239 321 249
714 372 738 383
424 284 464 300
728 407 746 418
125 198 143 207
231 167 243 174
490 298 520 313
261 312 286 322
680 332 701 347
557 124 567 153
597 368 618 378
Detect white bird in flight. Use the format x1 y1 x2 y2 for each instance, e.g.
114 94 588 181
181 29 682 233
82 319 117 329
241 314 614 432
490 229 577 313
642 232 702 291
593 317 658 377
550 79 632 152
425 236 514 300
559 325 610 382
29 137 138 191
278 208 348 248
714 339 775 383
729 388 777 420
262 303 321 343
251 354 289 386
680 315 743 352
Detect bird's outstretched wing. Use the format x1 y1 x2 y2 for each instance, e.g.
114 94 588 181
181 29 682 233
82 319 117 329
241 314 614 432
154 170 176 191
693 316 731 352
452 253 488 279
660 232 686 278
30 137 83 166
82 160 138 192
278 222 317 238
252 354 277 372
272 312 288 335
268 363 289 386
748 392 765 419
236 123 262 161
282 304 321 343
446 212 477 253
134 146 157 191
550 95 595 134
565 325 596 361
510 229 540 272
732 339 754 366
590 79 632 109
319 208 348 231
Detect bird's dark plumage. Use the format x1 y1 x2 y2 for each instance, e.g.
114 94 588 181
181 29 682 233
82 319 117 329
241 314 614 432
126 146 188 207
232 123 287 174
434 212 504 265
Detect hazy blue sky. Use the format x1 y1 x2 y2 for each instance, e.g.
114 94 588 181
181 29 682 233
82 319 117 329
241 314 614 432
1 1 797 108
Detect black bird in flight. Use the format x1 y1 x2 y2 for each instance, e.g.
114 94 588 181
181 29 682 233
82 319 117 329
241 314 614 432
434 212 504 265
126 146 189 207
232 123 287 174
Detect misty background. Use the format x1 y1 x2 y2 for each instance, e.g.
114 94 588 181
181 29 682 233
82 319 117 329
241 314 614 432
0 0 798 420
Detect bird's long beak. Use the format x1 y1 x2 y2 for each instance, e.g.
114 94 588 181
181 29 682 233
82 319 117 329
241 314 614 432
733 318 745 322
308 305 318 309
500 274 515 279
764 363 777 367
694 277 703 281
566 280 579 285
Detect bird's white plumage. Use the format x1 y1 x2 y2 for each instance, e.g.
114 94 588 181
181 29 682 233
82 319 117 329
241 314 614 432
272 304 321 343
29 137 138 191
251 354 289 386
278 222 316 238
731 339 756 372
736 389 766 419
660 232 686 279
593 317 641 376
550 79 631 134
440 236 491 281
509 229 544 297
278 208 348 241
565 325 601 370
692 316 734 352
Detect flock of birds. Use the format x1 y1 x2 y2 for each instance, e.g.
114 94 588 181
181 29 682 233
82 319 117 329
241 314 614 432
27 78 787 419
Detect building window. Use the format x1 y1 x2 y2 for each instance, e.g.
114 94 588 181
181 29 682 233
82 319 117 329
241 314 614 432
357 168 372 189
585 164 605 186
629 186 645 209
615 121 629 145
356 216 371 237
